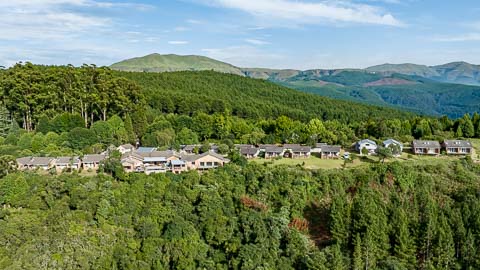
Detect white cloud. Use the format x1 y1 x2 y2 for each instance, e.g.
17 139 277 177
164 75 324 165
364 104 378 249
462 21 480 31
186 19 203 24
168 41 189 45
198 0 404 26
247 26 267 31
0 1 114 41
245 39 270 45
0 0 152 66
201 45 285 67
174 26 190 32
432 33 480 42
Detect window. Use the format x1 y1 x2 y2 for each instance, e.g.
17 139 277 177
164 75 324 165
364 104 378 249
207 162 213 166
200 162 205 166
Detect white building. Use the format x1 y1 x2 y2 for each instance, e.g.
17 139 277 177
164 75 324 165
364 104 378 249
383 139 403 156
355 139 377 155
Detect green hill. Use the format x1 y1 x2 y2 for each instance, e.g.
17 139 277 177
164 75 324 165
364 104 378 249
366 63 440 78
279 71 480 118
111 53 244 75
117 70 415 122
366 62 480 86
110 54 480 117
432 61 480 85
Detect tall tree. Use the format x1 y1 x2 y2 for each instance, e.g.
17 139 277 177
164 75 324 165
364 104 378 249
0 106 12 137
461 114 475 138
124 113 136 144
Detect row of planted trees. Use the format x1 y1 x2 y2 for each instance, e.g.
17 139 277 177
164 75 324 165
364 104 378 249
0 63 144 131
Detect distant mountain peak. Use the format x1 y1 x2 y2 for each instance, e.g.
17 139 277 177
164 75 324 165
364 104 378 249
366 63 439 78
110 54 480 86
110 53 244 75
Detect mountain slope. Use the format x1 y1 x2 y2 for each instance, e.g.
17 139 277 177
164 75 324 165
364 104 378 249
366 62 480 86
111 53 244 75
432 61 480 85
111 54 480 118
366 63 440 78
117 70 414 122
278 71 480 118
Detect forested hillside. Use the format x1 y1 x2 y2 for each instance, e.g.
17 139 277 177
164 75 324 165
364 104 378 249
1 63 480 160
0 63 144 130
117 70 415 123
278 71 480 118
1 160 480 269
1 63 480 269
110 54 480 118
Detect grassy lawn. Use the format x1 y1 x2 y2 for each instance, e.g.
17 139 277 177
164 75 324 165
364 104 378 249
250 148 475 170
251 156 364 170
470 139 480 161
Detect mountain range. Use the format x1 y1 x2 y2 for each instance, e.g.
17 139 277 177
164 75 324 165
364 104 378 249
111 54 480 118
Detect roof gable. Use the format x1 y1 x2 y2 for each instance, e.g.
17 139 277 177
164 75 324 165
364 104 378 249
136 147 157 153
83 154 107 163
56 156 80 164
444 140 472 148
383 139 403 146
321 145 341 152
413 140 441 148
358 139 377 146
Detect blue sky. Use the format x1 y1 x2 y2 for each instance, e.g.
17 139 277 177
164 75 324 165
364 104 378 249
1 0 480 69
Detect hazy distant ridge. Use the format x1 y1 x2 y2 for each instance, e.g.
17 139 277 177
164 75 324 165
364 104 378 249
110 54 480 117
111 54 480 86
111 53 244 76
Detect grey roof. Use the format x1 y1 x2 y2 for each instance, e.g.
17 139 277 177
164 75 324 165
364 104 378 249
180 154 199 162
290 145 311 152
183 145 200 151
235 144 254 149
121 152 143 161
118 144 135 150
314 143 327 148
56 156 80 165
136 150 178 159
283 144 311 152
258 144 276 150
444 140 472 148
82 154 106 163
16 157 32 165
265 146 284 153
199 151 230 162
179 152 230 163
321 145 341 153
283 144 299 148
383 139 403 147
413 140 441 148
30 157 54 166
150 150 177 158
358 139 377 146
136 147 157 153
240 146 259 155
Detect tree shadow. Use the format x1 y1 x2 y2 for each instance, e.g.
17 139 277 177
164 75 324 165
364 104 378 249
359 156 377 164
303 202 333 248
